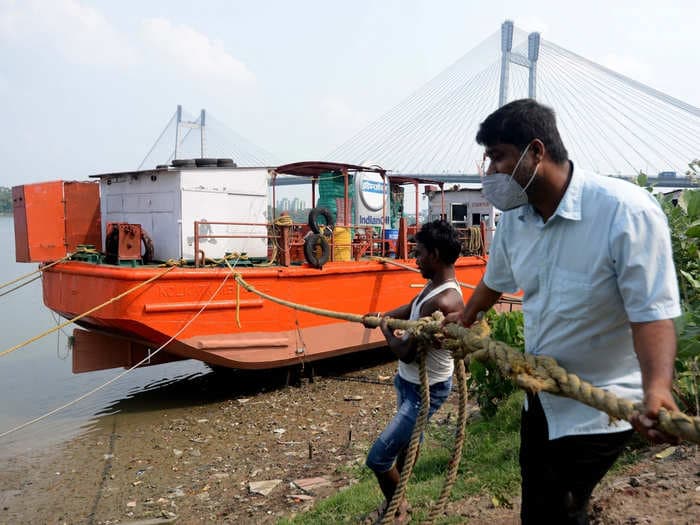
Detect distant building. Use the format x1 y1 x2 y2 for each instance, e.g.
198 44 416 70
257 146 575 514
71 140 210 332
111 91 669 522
658 171 677 179
276 197 307 212
427 185 497 247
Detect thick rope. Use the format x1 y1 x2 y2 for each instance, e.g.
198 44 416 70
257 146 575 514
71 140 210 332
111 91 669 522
274 215 294 226
232 271 700 523
0 274 41 298
0 255 71 291
0 266 176 358
382 345 430 525
441 322 700 444
463 226 483 255
232 272 700 444
423 358 469 525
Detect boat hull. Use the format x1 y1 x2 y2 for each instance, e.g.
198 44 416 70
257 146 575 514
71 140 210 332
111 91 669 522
43 258 486 371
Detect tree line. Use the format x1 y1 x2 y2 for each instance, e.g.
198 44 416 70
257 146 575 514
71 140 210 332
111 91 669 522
0 187 10 214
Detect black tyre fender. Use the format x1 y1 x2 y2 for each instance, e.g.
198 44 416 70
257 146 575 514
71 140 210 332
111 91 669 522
308 207 335 235
195 157 218 167
171 159 196 167
303 233 330 268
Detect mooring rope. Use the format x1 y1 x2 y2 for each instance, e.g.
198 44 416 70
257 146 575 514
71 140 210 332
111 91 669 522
232 272 700 445
0 255 71 292
0 265 176 358
0 259 240 438
382 346 430 524
230 272 700 522
425 358 468 524
0 274 41 298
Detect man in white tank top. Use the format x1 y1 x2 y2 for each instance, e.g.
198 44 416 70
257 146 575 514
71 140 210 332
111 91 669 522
363 220 464 524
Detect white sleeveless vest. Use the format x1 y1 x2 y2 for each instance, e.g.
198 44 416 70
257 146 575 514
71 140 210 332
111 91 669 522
398 280 462 385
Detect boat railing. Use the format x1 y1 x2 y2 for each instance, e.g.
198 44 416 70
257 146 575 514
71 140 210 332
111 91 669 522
192 219 415 267
193 220 277 267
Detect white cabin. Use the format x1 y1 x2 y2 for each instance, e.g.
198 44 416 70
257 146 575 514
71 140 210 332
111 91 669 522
95 164 269 261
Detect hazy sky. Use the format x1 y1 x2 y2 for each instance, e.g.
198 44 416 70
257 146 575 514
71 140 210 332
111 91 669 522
1 0 698 187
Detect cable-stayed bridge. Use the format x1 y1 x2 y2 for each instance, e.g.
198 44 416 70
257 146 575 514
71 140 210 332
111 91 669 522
140 21 699 187
327 21 700 186
139 105 280 169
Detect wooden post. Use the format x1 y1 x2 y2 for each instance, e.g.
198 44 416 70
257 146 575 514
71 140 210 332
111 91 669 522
280 224 291 266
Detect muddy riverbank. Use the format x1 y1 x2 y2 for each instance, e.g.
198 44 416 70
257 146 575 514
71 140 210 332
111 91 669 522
2 349 699 524
0 350 406 524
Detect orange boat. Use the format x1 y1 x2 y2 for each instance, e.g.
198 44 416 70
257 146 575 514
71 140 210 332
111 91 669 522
12 161 489 373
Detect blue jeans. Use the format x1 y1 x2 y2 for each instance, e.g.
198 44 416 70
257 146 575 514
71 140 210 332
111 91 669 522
366 374 452 473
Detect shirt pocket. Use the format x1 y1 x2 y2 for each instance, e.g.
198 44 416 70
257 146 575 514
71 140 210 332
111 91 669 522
549 266 594 320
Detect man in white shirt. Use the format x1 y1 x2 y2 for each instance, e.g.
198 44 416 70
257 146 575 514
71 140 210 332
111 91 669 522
363 220 464 524
449 99 681 524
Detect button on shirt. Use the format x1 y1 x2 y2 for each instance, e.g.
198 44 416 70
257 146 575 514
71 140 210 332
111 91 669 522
484 164 681 439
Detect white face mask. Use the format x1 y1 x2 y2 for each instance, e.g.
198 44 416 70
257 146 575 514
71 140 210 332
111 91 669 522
481 143 539 211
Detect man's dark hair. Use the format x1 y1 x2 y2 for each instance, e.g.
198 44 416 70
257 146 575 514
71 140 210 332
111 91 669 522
415 220 461 264
475 99 569 163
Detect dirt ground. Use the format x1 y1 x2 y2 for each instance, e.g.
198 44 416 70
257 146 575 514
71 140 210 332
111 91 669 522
1 350 699 524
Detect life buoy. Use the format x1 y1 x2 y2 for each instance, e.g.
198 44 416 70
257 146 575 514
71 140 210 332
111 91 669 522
303 233 330 268
308 207 335 235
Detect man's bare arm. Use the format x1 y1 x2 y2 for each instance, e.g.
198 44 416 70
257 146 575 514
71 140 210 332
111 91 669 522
630 319 680 443
445 279 502 326
384 303 412 320
384 289 464 363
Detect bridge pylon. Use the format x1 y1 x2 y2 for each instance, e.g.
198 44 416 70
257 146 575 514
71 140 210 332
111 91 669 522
498 20 540 106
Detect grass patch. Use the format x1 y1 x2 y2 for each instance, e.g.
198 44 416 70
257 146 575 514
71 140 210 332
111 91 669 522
280 392 524 524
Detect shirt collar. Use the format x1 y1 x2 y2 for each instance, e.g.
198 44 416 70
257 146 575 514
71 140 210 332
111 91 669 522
553 161 582 221
517 161 581 222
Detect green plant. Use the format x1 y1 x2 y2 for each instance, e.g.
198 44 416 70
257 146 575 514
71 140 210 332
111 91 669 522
655 188 700 413
467 310 524 418
280 392 524 524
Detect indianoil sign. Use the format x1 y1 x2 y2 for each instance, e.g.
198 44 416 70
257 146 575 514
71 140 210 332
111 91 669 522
359 172 386 211
356 172 389 226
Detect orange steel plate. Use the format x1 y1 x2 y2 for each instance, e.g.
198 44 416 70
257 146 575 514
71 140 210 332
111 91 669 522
43 257 486 370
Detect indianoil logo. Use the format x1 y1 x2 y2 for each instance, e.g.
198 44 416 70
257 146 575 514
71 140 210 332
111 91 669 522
359 172 386 211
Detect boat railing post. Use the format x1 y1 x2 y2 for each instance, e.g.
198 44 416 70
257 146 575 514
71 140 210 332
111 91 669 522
194 221 200 268
439 182 445 219
414 181 419 228
343 168 349 227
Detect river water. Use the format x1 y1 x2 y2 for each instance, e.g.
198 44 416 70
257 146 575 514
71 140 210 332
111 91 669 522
0 216 210 459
